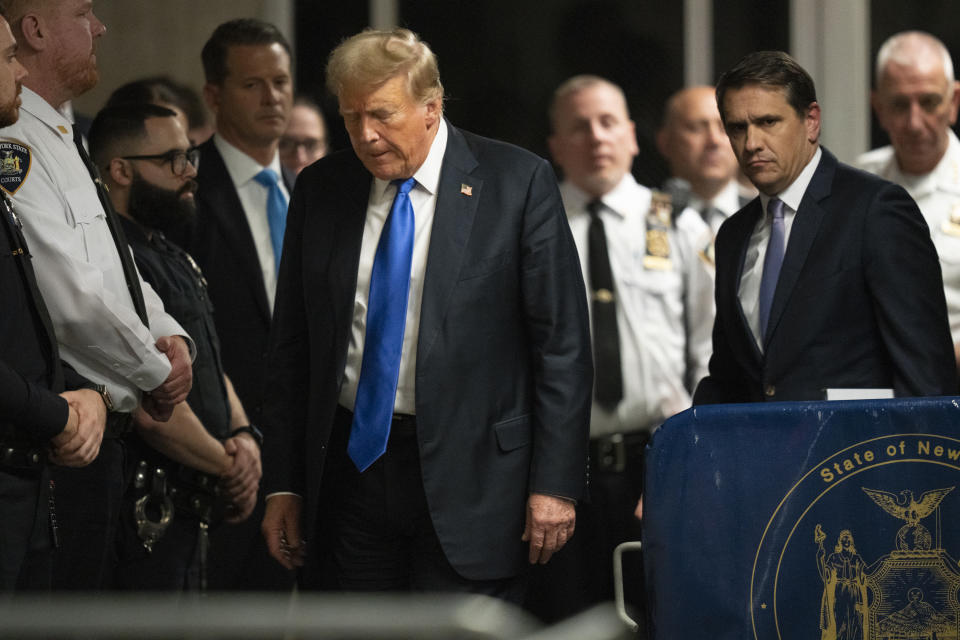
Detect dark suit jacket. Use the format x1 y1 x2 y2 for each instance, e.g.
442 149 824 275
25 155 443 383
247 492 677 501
0 195 88 439
263 122 593 582
694 148 957 404
186 138 293 425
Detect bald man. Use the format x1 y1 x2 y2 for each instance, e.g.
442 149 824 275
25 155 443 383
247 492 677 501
657 86 753 279
857 31 960 372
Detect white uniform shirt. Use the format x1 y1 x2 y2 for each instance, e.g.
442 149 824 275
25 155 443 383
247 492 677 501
675 179 743 282
857 131 960 345
0 87 192 411
338 119 448 415
212 135 290 312
563 174 714 437
738 147 822 350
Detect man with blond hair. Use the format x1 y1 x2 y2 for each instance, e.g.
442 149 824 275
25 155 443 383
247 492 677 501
857 31 960 372
261 28 591 600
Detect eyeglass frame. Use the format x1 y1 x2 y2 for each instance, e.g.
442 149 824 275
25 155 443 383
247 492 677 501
119 146 200 176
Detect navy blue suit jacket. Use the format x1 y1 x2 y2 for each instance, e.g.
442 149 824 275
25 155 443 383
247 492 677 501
187 138 293 425
694 148 957 404
263 122 592 581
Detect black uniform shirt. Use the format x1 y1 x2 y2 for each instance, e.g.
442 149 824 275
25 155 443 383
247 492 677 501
121 217 231 439
0 196 76 440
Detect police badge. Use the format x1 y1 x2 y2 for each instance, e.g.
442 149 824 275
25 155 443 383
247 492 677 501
0 140 30 195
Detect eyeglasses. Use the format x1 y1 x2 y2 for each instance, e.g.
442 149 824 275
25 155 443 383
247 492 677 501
279 136 326 155
121 147 200 176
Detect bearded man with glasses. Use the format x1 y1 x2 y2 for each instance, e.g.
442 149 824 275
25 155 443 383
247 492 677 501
88 103 262 590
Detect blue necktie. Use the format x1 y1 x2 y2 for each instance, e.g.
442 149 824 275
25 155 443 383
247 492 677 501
348 177 417 472
758 198 785 338
254 168 288 274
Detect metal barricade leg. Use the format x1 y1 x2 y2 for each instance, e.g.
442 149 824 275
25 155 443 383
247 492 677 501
613 540 644 633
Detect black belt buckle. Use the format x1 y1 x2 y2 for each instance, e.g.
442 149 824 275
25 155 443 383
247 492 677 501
594 433 627 473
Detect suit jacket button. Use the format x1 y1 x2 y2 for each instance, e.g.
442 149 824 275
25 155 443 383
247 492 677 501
764 384 776 397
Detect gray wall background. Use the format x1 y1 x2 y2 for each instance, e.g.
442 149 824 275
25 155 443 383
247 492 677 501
72 1 294 117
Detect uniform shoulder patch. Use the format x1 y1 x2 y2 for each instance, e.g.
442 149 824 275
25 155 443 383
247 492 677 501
0 139 30 195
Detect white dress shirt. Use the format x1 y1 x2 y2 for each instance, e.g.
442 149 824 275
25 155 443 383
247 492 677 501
563 174 714 436
857 131 960 345
739 146 822 349
0 87 191 411
687 179 743 236
338 119 449 415
212 135 290 312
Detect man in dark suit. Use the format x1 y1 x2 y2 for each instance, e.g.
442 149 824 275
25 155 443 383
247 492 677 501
261 28 592 601
0 11 106 589
693 51 957 404
187 18 294 590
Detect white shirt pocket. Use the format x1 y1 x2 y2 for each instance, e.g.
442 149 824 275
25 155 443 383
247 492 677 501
63 185 114 268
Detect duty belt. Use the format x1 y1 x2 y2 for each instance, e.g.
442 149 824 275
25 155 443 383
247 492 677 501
589 431 649 473
131 460 224 592
0 442 45 470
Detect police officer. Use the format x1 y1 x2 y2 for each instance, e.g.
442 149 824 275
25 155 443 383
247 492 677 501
857 31 960 372
525 75 713 622
657 86 754 280
88 103 261 590
0 7 106 590
0 0 194 589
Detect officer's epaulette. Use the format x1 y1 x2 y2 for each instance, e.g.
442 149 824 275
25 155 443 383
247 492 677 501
648 190 675 229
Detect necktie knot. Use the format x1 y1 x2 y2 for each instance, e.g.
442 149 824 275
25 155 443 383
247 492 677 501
254 168 279 188
393 177 416 197
768 197 785 221
587 199 603 219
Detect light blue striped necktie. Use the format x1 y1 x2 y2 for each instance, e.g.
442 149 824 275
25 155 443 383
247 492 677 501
254 168 288 274
348 177 417 472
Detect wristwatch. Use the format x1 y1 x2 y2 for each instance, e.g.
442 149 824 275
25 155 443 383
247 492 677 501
92 383 114 412
230 424 263 449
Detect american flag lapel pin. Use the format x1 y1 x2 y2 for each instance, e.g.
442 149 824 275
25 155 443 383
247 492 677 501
460 183 473 196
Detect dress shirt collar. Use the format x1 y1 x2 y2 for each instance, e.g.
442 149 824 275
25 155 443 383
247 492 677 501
687 179 742 217
19 87 74 140
562 172 639 220
371 118 448 200
213 134 284 189
884 129 960 200
759 146 822 215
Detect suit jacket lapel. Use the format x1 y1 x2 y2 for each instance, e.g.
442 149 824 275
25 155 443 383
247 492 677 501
763 148 835 346
331 154 372 375
416 123 481 369
197 139 272 322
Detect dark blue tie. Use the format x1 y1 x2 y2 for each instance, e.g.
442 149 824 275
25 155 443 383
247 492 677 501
254 168 288 274
348 177 417 471
758 197 785 338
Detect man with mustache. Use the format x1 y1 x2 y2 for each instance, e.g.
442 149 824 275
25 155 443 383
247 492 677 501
0 8 107 591
693 51 956 404
0 0 194 589
186 17 294 590
88 103 262 590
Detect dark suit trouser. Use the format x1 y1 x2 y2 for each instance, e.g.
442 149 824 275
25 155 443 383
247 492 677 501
51 438 126 590
322 406 526 603
524 436 647 627
205 495 296 591
0 467 52 591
